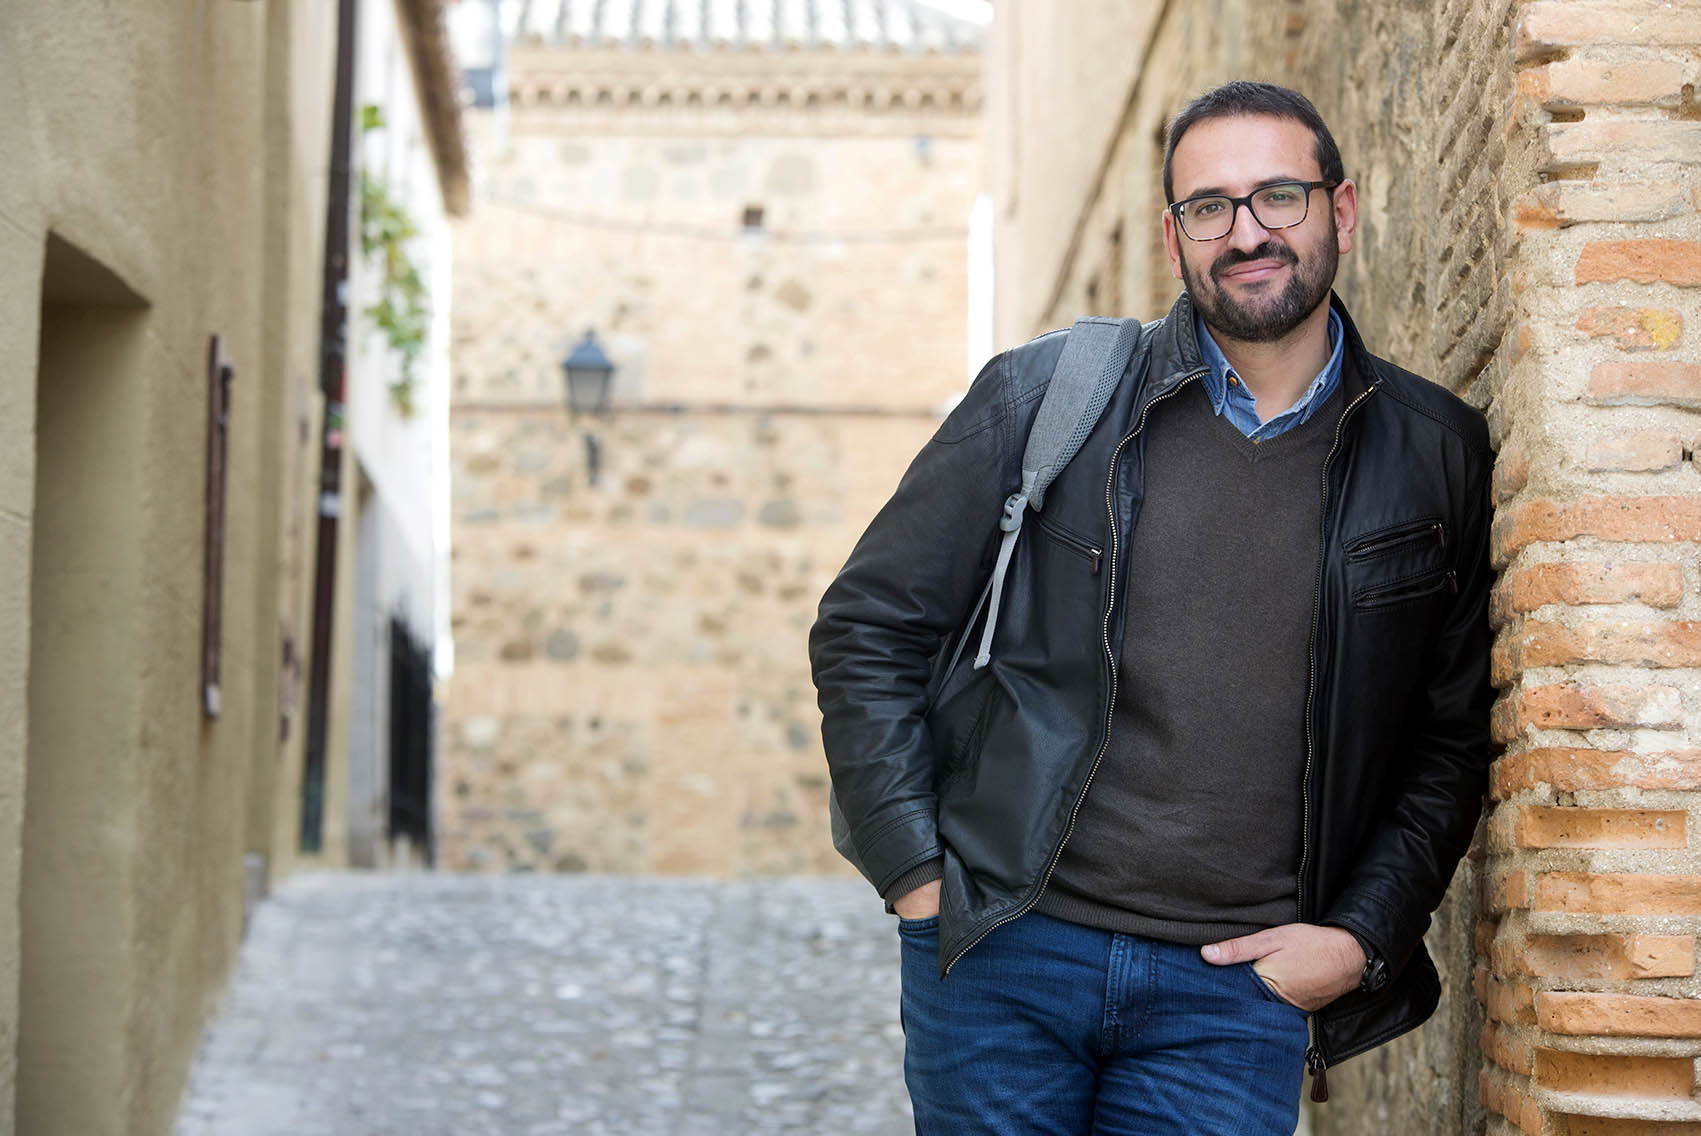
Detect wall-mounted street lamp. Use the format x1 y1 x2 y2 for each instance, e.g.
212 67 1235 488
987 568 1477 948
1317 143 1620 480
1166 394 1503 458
562 329 615 485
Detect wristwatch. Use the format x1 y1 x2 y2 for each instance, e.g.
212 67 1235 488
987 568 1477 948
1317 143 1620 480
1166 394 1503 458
1351 932 1389 993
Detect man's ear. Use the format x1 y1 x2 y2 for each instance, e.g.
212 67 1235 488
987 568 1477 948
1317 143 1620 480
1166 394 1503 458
1333 178 1359 255
1162 208 1183 281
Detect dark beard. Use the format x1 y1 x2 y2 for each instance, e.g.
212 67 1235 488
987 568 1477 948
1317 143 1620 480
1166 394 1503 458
1181 234 1337 344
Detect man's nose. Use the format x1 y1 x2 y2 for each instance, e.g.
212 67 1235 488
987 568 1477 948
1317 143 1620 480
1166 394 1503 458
1226 199 1272 251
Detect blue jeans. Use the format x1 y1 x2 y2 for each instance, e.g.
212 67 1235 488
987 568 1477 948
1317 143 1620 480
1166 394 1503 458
899 910 1309 1136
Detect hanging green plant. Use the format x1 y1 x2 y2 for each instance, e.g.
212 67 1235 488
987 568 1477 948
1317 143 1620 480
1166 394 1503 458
357 131 430 418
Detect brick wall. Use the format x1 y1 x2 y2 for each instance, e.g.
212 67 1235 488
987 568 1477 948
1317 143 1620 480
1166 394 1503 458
989 0 1701 1131
1481 4 1701 1133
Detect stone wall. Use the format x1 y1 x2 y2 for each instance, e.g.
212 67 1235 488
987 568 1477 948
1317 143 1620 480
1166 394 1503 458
445 407 936 875
988 1 1701 1133
443 38 985 877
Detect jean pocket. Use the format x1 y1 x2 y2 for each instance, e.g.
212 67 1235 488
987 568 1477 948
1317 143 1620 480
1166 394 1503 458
898 914 940 935
1245 964 1306 1012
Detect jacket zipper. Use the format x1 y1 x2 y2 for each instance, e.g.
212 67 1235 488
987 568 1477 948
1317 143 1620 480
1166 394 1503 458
1299 382 1377 1086
941 370 1204 977
1345 517 1445 561
1035 515 1104 575
1356 568 1458 607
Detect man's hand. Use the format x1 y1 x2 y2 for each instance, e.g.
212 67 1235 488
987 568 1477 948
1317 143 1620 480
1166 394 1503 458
892 879 942 921
1201 923 1366 1011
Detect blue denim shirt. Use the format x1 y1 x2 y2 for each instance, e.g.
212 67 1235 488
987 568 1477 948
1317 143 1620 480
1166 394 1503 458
1195 308 1344 442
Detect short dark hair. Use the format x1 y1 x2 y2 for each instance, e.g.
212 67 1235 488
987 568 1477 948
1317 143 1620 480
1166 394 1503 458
1162 81 1344 204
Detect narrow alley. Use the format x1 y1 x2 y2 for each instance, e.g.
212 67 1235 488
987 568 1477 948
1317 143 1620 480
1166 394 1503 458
175 874 910 1136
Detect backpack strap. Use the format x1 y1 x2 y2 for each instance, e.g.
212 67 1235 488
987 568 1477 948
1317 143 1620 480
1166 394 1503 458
970 316 1142 669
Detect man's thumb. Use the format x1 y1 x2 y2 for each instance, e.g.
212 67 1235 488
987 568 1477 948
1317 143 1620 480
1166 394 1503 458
1201 934 1259 966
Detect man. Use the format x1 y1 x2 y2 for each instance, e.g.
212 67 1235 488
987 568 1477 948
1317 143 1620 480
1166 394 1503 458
810 82 1493 1135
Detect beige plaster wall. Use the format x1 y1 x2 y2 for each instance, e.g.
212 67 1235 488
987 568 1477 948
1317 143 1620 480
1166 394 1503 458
0 2 337 1133
251 0 339 889
983 0 1160 344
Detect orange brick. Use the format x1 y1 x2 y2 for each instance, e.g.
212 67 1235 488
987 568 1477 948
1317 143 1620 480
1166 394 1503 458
1538 990 1701 1037
1492 562 1683 625
1585 431 1686 472
1482 1067 1543 1133
1477 918 1500 958
1516 619 1701 668
1534 872 1701 915
1589 362 1701 407
1534 1047 1695 1097
1492 497 1701 565
1520 933 1695 980
1486 976 1538 1025
1490 934 1519 976
1531 57 1693 107
1484 1021 1534 1074
1513 193 1565 231
1494 869 1532 912
1494 746 1701 794
1517 805 1686 849
1492 634 1516 689
1509 682 1683 731
1520 2 1701 53
1577 307 1685 351
1491 693 1520 742
1561 1119 1701 1136
1495 441 1532 506
1516 1088 1542 1136
1479 1068 1502 1117
1577 240 1701 287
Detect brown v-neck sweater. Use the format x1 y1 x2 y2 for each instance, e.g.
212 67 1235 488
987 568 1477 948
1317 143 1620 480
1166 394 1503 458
1037 379 1344 944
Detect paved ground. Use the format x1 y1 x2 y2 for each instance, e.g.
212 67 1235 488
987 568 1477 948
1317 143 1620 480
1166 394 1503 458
176 872 912 1136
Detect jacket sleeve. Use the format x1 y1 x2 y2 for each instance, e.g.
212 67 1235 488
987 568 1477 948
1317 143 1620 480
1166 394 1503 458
1322 457 1495 972
809 349 1026 899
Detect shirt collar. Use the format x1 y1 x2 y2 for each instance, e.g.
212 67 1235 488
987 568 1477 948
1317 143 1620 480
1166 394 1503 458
1194 307 1344 426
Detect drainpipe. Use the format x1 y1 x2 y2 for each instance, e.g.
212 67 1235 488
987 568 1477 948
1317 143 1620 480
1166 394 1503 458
302 0 360 854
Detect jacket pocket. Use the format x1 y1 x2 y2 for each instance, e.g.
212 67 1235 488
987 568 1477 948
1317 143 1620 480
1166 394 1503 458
1346 516 1454 612
927 663 1000 783
1346 516 1445 562
1356 567 1458 610
1035 514 1103 575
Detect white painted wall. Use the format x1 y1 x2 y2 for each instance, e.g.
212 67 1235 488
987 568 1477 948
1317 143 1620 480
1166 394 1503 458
348 0 454 659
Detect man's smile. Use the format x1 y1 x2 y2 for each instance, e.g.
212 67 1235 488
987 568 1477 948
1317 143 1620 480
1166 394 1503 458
1216 259 1289 284
1212 245 1298 287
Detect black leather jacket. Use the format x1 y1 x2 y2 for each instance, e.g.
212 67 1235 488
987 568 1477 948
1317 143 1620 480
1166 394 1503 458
810 292 1494 1070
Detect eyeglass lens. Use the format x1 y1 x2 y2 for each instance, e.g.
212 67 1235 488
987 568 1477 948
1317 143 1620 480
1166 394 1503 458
1179 183 1311 240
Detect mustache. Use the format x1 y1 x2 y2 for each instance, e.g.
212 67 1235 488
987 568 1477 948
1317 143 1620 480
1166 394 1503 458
1211 242 1298 281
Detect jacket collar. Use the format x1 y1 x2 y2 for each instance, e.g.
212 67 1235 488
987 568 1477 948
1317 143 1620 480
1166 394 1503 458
1328 292 1382 405
1140 289 1383 416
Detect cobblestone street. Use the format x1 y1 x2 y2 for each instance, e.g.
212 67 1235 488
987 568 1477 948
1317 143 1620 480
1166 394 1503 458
176 873 911 1136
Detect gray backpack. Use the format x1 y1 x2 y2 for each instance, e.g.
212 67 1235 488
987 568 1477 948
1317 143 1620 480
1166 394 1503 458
828 316 1145 884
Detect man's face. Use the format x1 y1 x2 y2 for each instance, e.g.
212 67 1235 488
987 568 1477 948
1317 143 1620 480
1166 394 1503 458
1163 114 1358 344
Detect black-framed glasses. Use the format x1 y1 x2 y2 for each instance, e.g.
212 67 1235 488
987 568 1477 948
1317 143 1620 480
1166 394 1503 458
1169 180 1340 241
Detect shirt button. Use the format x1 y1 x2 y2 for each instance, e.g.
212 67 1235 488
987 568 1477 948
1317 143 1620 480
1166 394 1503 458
1227 376 1238 386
